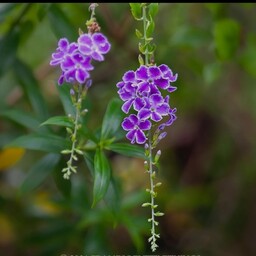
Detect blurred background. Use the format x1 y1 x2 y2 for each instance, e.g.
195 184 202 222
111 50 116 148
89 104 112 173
1 3 256 255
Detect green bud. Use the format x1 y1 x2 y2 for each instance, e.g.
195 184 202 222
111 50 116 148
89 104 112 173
142 202 151 207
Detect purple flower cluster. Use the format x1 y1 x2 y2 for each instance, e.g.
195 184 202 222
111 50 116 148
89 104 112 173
117 64 178 144
50 33 111 85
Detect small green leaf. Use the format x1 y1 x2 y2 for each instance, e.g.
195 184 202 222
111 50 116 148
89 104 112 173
138 54 144 65
148 3 159 18
101 98 124 141
135 29 143 39
41 116 74 128
107 143 146 159
6 133 71 153
92 149 111 207
146 19 155 38
129 3 142 20
20 153 60 194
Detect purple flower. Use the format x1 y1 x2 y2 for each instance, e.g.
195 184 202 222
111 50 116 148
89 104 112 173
116 63 178 145
78 32 111 61
138 94 170 122
122 114 151 144
50 38 78 66
61 53 94 84
118 83 145 113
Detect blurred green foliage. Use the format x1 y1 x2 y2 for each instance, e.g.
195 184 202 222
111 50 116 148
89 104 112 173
0 3 256 255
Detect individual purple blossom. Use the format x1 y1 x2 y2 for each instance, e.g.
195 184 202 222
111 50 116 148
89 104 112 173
61 53 94 84
122 114 151 144
138 94 170 122
50 38 78 66
78 32 111 61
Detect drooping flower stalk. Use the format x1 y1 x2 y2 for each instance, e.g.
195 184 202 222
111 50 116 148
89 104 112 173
117 3 178 251
50 3 111 179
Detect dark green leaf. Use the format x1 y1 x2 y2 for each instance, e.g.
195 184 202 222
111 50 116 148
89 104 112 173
214 19 240 61
56 83 75 116
146 19 155 38
129 3 142 20
92 149 111 207
14 59 49 120
41 116 74 128
20 153 60 194
48 4 76 41
83 151 95 176
0 108 41 131
148 3 158 18
101 98 124 141
107 143 146 159
52 163 71 198
6 133 71 153
0 28 19 77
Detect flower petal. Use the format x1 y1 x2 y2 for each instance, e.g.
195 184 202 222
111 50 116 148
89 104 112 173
123 70 136 83
75 69 89 84
151 112 162 122
122 117 135 130
58 38 69 51
122 99 134 113
78 34 92 46
91 51 104 61
167 86 177 93
138 108 151 120
148 66 161 79
136 65 148 80
139 119 151 130
135 129 147 144
156 103 170 115
134 97 145 111
155 78 169 89
126 130 136 144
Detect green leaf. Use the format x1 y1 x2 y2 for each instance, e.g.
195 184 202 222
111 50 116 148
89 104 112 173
0 108 41 131
101 98 124 141
56 83 75 116
14 59 49 120
41 116 74 128
129 3 142 20
6 133 71 153
107 143 146 159
19 153 60 194
52 163 71 198
148 3 159 18
83 151 95 176
135 29 143 39
92 149 111 207
213 19 241 61
0 28 19 77
146 19 155 38
48 4 76 40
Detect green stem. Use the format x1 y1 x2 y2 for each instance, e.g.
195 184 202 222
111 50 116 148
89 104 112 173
63 86 83 179
142 4 149 66
147 133 159 252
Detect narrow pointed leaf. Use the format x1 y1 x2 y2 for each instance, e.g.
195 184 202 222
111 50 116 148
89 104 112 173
0 108 41 131
14 59 49 120
6 133 71 153
101 98 124 141
41 115 74 128
107 143 146 159
92 149 111 207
